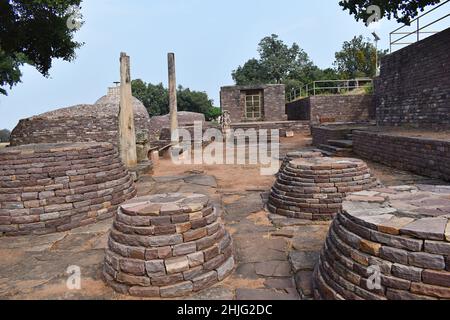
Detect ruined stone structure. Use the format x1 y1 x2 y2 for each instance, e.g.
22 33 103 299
269 157 378 220
314 185 450 300
10 87 151 156
279 151 323 174
220 84 287 123
353 130 450 182
286 95 375 124
0 142 136 236
375 27 450 129
103 193 235 298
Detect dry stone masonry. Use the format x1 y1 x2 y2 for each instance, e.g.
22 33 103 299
103 193 235 298
314 185 450 300
279 151 323 174
269 157 378 221
0 142 136 236
10 87 151 150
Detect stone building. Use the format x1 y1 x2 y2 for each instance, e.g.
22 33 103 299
220 84 287 123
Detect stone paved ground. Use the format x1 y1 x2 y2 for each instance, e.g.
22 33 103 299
0 135 448 300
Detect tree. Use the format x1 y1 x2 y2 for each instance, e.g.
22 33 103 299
232 34 318 90
0 129 11 142
339 0 442 25
131 80 220 121
0 0 83 95
334 36 388 78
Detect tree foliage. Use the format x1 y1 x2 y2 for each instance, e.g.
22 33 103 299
232 34 340 94
334 36 388 78
339 0 442 25
0 0 83 95
0 129 11 142
131 79 220 121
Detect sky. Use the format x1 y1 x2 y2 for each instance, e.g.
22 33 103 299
0 0 447 130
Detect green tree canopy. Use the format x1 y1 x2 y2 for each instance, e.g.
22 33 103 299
0 0 83 95
131 79 220 121
0 129 11 142
232 34 337 94
334 36 388 78
339 0 442 25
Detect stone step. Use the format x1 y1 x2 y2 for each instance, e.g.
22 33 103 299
328 140 353 148
318 144 353 157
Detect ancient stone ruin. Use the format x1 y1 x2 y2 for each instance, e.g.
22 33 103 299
279 150 323 174
269 157 378 220
0 142 136 236
11 87 150 148
103 193 235 298
314 185 450 300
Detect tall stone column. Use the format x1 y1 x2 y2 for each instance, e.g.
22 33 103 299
119 52 138 168
168 53 179 144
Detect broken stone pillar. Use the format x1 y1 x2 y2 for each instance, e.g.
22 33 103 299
119 52 138 168
168 53 179 144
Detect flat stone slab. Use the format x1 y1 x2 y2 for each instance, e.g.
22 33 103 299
289 251 320 272
236 288 299 301
254 261 292 277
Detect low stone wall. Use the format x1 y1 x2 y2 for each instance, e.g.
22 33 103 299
312 126 354 146
0 142 136 236
231 121 311 135
314 185 450 300
287 95 375 124
353 131 450 182
286 98 311 121
103 193 235 298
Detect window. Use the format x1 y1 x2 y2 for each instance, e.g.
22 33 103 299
245 93 262 119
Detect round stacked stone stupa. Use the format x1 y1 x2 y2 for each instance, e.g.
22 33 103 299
0 142 136 236
103 193 235 298
269 157 378 221
279 150 323 174
314 185 450 300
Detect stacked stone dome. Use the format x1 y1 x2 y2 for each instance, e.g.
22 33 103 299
0 142 136 236
314 185 450 300
10 87 150 147
103 193 235 298
269 157 378 221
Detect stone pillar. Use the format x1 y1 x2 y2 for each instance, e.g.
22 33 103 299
119 52 138 168
168 53 179 144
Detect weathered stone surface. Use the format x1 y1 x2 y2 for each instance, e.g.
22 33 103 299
289 251 320 272
254 261 292 278
401 218 448 241
0 142 136 236
160 281 193 298
103 193 234 298
314 187 450 300
236 288 299 301
408 252 446 270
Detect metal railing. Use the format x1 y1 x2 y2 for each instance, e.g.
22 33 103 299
390 0 450 52
287 78 373 102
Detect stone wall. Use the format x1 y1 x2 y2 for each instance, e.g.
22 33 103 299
0 142 136 236
287 95 375 124
149 112 206 142
220 84 287 123
231 121 311 135
375 27 450 128
353 130 450 182
286 98 311 121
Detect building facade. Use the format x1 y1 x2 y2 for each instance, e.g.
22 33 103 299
220 84 287 123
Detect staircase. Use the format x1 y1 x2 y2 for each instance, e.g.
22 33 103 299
317 133 354 157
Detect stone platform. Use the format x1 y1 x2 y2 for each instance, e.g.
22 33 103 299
279 151 323 174
268 157 378 221
314 185 450 300
0 142 136 236
103 193 235 298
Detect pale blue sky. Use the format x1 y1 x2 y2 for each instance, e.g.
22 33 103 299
0 0 447 130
